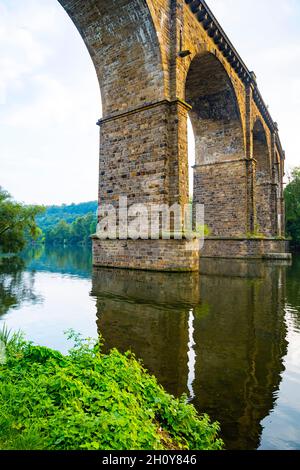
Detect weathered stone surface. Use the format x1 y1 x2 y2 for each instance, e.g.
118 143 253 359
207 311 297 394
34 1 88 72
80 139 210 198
93 238 200 271
194 160 248 237
58 0 287 269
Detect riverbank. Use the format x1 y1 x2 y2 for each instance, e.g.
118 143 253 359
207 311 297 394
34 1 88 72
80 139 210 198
0 328 223 450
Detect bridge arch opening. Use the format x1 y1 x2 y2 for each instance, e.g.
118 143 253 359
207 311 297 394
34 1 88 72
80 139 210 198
185 52 244 166
187 117 196 200
185 52 246 236
252 119 272 235
59 0 165 117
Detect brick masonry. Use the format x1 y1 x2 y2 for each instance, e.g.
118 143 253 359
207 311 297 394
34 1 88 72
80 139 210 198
58 0 287 270
201 238 289 259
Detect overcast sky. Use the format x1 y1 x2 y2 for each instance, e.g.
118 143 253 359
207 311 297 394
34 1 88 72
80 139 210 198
0 0 299 205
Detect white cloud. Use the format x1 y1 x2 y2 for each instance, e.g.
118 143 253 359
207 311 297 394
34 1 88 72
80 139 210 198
0 0 101 204
0 1 56 104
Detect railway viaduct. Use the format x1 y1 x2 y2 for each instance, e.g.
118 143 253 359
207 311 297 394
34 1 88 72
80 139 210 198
59 0 287 271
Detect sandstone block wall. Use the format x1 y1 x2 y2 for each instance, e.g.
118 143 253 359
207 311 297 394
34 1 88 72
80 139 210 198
93 238 199 271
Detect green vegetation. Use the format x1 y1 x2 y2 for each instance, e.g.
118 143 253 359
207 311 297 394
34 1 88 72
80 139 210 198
0 329 223 451
246 223 266 239
36 201 97 230
195 224 211 238
285 167 300 246
43 213 97 246
37 201 97 246
0 188 44 254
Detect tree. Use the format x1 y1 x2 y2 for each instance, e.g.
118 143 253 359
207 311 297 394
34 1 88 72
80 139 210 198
284 167 300 244
48 220 70 245
0 187 44 254
43 211 97 246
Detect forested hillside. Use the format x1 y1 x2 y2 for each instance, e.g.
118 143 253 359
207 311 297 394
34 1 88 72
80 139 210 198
37 201 98 246
37 201 97 230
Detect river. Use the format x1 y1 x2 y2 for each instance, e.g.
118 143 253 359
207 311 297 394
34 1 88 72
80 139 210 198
0 245 300 450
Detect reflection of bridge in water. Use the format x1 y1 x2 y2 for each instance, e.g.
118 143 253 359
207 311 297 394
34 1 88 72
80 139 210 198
92 259 289 450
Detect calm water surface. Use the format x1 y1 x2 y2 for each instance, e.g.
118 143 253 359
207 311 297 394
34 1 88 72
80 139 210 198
1 246 300 450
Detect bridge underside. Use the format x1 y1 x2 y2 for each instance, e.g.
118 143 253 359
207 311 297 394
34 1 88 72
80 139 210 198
59 0 289 271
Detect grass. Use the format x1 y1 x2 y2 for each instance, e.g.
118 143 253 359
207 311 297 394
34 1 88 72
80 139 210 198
0 328 223 451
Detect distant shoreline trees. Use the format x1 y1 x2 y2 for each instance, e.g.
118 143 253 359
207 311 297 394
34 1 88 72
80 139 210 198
43 213 97 246
284 167 300 248
0 188 44 254
37 201 97 246
3 171 299 251
0 190 98 253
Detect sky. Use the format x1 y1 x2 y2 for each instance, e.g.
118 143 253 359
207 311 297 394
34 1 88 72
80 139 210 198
0 0 299 205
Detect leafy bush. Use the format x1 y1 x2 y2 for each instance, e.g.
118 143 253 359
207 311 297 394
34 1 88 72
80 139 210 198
43 213 97 246
285 167 300 245
0 187 44 254
0 330 223 450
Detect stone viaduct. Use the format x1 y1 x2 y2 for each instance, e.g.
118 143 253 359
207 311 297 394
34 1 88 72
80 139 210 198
59 0 288 271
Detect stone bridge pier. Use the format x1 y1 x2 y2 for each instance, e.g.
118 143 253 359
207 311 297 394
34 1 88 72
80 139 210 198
59 0 288 271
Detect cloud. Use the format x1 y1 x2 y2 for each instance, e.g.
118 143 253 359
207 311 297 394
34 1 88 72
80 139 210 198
3 74 88 128
0 0 101 204
0 0 299 205
0 1 56 104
